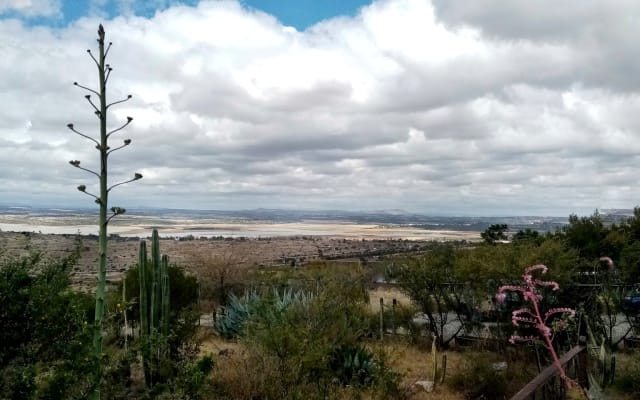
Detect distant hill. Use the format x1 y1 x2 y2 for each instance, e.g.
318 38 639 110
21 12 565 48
0 205 568 233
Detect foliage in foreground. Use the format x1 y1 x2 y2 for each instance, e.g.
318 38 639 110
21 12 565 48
0 252 95 399
448 352 514 399
212 273 402 399
613 352 640 397
115 260 207 398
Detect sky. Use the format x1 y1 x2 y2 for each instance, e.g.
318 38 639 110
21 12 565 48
1 0 640 216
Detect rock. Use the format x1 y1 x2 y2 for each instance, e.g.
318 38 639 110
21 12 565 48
493 361 508 371
414 380 434 392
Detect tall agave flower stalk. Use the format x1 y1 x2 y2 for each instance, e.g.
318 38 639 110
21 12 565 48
497 265 582 394
138 229 170 386
67 24 142 399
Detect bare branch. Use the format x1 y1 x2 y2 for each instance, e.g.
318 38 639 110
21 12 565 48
73 81 100 96
104 66 113 85
107 116 133 137
106 206 126 224
86 49 100 68
69 160 100 178
84 95 100 114
107 172 143 193
107 138 132 155
67 123 100 147
77 184 101 202
106 94 132 110
104 41 112 58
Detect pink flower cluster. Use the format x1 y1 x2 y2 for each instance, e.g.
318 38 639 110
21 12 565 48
497 264 576 385
497 264 575 345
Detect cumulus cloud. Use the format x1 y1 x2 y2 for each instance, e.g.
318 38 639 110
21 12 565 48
0 0 60 17
1 0 639 215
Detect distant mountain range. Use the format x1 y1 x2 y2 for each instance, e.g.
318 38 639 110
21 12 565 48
0 205 584 233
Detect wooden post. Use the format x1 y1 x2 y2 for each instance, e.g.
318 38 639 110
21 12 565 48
441 354 447 383
392 298 397 335
577 345 589 390
122 281 128 351
432 334 438 383
379 298 384 340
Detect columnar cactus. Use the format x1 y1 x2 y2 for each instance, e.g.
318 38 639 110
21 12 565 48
67 24 142 400
138 229 170 386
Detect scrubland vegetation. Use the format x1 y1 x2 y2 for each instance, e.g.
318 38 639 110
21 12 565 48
2 208 640 399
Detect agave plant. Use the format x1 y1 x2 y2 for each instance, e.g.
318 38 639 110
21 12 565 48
329 344 378 387
214 288 314 339
214 291 260 339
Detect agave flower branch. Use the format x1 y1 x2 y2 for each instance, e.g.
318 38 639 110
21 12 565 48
107 138 132 155
107 94 133 110
106 207 127 224
107 115 133 137
67 24 141 400
76 184 101 204
67 124 99 147
69 159 99 178
73 81 100 97
497 264 578 391
108 172 143 193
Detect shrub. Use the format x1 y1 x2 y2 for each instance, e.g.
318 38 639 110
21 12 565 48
0 253 94 399
448 353 508 399
211 278 401 399
614 352 640 397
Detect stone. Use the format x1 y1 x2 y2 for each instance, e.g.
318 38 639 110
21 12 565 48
492 361 508 371
414 380 434 392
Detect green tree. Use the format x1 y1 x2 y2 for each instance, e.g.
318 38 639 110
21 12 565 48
67 25 142 399
512 228 541 245
481 224 509 244
391 244 465 347
563 212 607 259
620 241 640 284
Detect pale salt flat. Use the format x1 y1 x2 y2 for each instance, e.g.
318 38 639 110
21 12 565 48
0 214 480 241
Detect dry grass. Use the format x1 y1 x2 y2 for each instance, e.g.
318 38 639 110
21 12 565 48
380 340 464 400
200 330 640 400
201 333 464 400
368 286 413 313
199 331 244 357
603 351 638 400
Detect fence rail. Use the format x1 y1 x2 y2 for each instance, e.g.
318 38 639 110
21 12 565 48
510 345 587 400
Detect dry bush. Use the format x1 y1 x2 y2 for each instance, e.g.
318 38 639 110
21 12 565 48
185 242 256 311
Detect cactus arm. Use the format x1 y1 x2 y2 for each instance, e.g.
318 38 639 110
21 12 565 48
152 229 161 331
161 254 170 337
138 240 148 335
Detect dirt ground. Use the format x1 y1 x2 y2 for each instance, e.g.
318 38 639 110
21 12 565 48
0 230 450 290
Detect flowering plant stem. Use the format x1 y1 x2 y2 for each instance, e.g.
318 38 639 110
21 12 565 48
68 25 141 400
497 264 577 391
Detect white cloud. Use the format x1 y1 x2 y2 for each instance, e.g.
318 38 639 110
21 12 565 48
0 0 60 17
1 0 640 215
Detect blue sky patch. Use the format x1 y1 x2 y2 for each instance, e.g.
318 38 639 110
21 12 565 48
1 0 373 30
